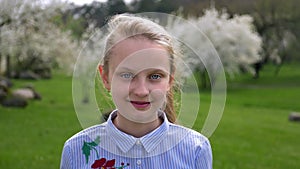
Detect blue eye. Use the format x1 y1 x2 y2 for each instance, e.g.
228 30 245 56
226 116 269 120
120 73 134 79
150 74 161 80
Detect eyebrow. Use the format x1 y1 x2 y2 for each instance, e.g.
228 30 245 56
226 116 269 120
116 67 170 74
117 67 134 71
115 67 136 74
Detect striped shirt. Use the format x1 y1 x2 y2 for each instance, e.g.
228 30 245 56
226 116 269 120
60 110 212 169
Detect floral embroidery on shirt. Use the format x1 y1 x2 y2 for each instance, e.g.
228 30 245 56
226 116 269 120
81 136 130 169
91 158 130 169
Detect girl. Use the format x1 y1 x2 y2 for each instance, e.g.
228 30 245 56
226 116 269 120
60 14 212 169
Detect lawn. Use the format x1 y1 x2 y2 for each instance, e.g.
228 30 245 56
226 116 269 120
0 64 299 168
210 64 300 169
0 74 82 168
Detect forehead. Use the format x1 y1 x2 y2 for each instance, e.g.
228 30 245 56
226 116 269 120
109 38 171 74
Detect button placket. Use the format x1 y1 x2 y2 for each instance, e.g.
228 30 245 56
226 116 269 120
134 139 143 167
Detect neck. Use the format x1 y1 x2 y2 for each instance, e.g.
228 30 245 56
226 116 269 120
113 112 162 138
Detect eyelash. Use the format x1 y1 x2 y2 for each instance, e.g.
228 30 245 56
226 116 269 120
119 73 163 80
149 74 162 80
120 73 134 79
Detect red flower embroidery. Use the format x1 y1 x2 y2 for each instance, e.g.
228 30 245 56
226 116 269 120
91 158 130 169
91 158 115 169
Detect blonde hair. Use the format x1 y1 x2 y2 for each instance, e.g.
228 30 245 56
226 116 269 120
102 14 177 123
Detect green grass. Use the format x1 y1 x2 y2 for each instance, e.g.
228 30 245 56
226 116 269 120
0 74 82 168
210 64 300 169
0 63 299 168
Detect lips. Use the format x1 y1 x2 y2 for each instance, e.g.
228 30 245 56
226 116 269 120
130 101 151 109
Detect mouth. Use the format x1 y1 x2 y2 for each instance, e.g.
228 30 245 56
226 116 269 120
130 101 151 110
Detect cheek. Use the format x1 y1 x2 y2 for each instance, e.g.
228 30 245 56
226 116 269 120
157 79 171 91
111 79 130 98
149 82 170 98
150 89 166 99
149 88 167 110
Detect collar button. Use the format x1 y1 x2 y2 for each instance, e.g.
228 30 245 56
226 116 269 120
136 139 141 145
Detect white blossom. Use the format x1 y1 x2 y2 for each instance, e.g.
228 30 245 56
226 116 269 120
0 0 78 75
167 8 263 78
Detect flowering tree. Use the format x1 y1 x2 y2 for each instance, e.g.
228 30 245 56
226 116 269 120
0 0 78 78
72 23 107 103
253 0 299 76
167 8 262 87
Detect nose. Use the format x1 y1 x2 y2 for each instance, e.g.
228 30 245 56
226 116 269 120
130 77 149 98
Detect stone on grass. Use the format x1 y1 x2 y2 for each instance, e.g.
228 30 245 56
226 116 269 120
24 85 42 100
0 81 9 101
12 89 35 100
1 97 28 108
21 71 40 80
289 112 300 122
12 86 42 100
0 76 13 88
0 88 7 101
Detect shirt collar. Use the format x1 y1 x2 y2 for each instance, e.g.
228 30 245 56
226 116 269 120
106 110 169 153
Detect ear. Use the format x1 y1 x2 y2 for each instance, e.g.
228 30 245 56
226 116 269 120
98 65 111 91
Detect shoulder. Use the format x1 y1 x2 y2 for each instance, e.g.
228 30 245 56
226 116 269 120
166 123 212 168
170 124 213 168
169 123 209 142
169 123 211 151
60 124 107 169
64 123 107 147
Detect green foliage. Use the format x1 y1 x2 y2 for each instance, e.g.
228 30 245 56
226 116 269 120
51 13 86 39
107 0 129 15
131 0 158 12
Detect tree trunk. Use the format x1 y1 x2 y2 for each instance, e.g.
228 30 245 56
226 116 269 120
0 55 2 75
5 55 10 78
194 68 210 89
201 71 207 89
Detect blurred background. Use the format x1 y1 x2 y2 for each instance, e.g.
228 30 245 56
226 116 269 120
0 0 299 168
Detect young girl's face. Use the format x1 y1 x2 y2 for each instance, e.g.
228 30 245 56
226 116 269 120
101 37 172 123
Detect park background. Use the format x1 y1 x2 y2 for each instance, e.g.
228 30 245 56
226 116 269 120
0 0 299 168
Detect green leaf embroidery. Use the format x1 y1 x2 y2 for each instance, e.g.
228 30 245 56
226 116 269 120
82 136 100 164
82 142 91 164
